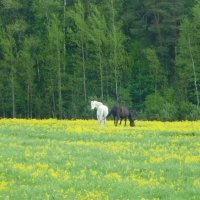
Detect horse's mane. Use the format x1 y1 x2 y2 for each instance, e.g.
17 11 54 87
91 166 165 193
92 101 103 107
93 100 103 105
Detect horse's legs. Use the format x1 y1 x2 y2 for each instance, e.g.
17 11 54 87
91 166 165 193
124 118 127 126
97 114 101 125
103 118 106 125
115 116 119 126
100 117 104 126
119 118 122 125
102 112 107 126
100 119 104 126
98 115 105 126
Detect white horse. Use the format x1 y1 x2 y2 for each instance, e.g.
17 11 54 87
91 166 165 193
91 100 108 125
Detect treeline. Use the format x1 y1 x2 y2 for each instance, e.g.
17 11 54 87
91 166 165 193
0 0 199 120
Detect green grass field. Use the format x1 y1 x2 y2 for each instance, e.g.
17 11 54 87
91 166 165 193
0 119 200 199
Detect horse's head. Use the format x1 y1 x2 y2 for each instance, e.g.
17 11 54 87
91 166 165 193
91 100 103 110
129 114 135 127
130 119 135 127
91 101 95 110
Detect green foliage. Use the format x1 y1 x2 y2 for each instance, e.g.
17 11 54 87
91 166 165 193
144 48 167 92
176 1 200 108
178 102 200 120
144 92 177 121
0 0 199 120
144 93 165 120
188 105 200 120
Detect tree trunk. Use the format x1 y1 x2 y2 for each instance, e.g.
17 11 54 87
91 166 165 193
0 92 5 118
57 46 63 119
110 0 118 102
188 36 199 108
63 0 66 74
99 47 103 99
11 73 15 118
81 33 87 101
52 92 56 118
51 79 56 118
27 84 33 119
30 87 33 119
27 85 30 118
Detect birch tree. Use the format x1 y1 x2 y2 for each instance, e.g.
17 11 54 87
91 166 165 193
67 1 89 101
88 5 107 99
4 26 17 118
18 37 35 118
176 3 200 108
47 14 64 119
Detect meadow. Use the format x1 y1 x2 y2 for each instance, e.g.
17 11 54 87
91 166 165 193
0 119 200 200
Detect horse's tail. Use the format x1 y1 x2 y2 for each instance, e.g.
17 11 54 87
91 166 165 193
106 109 113 118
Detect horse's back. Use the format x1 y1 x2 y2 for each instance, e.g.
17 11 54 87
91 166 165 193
97 104 108 117
102 105 108 117
110 106 120 116
109 106 130 118
120 106 130 117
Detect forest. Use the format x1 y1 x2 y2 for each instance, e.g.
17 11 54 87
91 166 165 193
0 0 199 120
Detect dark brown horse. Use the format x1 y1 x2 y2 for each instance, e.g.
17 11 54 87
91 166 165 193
107 106 135 127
